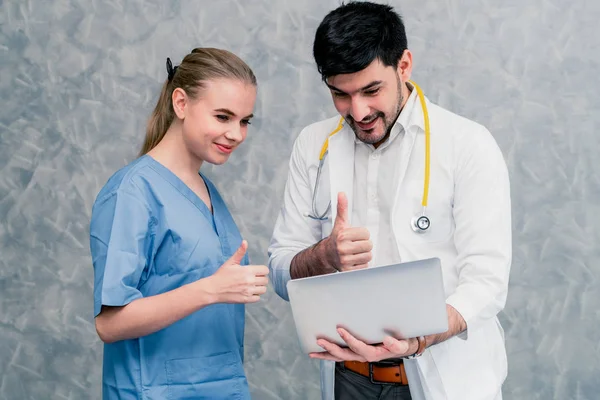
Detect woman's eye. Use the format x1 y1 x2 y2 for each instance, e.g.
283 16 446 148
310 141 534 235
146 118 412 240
216 115 229 122
241 120 251 126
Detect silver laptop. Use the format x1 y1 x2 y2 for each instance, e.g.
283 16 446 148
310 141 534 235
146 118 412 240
286 258 448 354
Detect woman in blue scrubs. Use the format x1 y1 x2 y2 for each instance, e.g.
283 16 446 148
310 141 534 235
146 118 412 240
89 48 268 400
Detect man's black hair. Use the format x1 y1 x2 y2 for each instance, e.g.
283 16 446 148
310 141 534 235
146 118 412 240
313 1 408 80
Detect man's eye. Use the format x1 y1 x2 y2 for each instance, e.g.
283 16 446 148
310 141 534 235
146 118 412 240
364 88 380 96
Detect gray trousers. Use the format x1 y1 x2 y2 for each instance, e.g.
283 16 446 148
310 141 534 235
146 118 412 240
334 363 413 400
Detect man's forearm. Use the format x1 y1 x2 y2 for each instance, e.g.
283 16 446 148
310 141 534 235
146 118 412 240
402 304 467 356
425 304 467 347
290 238 337 279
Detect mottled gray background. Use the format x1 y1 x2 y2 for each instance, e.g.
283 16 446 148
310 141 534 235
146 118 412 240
1 0 598 399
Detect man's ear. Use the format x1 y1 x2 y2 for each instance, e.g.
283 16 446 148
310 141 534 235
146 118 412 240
397 49 413 82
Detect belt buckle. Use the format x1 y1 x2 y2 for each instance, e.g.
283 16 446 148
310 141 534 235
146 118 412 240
368 362 400 386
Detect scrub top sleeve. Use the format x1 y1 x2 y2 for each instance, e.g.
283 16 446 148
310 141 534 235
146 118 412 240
90 187 154 317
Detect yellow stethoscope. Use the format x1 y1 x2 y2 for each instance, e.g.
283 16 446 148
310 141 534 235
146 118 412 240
307 80 432 234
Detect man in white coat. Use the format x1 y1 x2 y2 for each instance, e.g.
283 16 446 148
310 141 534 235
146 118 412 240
268 2 512 399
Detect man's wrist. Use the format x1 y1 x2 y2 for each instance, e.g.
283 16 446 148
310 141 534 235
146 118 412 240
290 238 338 279
404 336 426 359
411 337 420 354
318 237 339 272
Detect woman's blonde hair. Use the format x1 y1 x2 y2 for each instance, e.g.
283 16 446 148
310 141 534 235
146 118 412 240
139 48 257 156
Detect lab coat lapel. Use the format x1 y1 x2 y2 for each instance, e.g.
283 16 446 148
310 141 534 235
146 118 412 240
327 126 355 224
396 124 418 188
393 96 429 202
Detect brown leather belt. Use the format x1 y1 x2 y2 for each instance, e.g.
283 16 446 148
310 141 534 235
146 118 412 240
343 360 409 385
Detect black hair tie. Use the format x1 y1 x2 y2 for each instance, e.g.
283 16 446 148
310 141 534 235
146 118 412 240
166 57 178 81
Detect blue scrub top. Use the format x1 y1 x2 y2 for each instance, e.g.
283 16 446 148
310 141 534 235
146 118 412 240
89 155 251 400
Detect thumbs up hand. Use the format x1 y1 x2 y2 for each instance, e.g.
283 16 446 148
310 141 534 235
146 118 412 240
325 192 372 272
209 240 269 304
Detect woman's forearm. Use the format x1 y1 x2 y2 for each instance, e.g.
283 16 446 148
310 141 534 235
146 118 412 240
95 277 215 343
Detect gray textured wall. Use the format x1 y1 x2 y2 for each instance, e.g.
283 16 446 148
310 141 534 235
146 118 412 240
1 0 599 399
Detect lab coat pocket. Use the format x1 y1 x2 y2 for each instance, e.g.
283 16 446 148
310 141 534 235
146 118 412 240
398 180 455 244
165 352 248 400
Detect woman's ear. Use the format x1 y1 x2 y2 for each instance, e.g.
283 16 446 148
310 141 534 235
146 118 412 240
172 88 188 120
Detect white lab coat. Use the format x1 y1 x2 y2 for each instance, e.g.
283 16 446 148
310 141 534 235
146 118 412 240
268 94 512 400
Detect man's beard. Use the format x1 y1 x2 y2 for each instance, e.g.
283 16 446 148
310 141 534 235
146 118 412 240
347 76 404 146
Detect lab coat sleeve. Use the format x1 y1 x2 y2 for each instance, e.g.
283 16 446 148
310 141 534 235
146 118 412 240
268 132 324 301
89 186 153 317
445 126 512 339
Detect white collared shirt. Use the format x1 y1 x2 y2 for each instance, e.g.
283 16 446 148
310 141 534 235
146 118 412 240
352 88 419 267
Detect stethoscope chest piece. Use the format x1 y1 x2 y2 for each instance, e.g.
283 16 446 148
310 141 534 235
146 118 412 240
411 214 431 233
